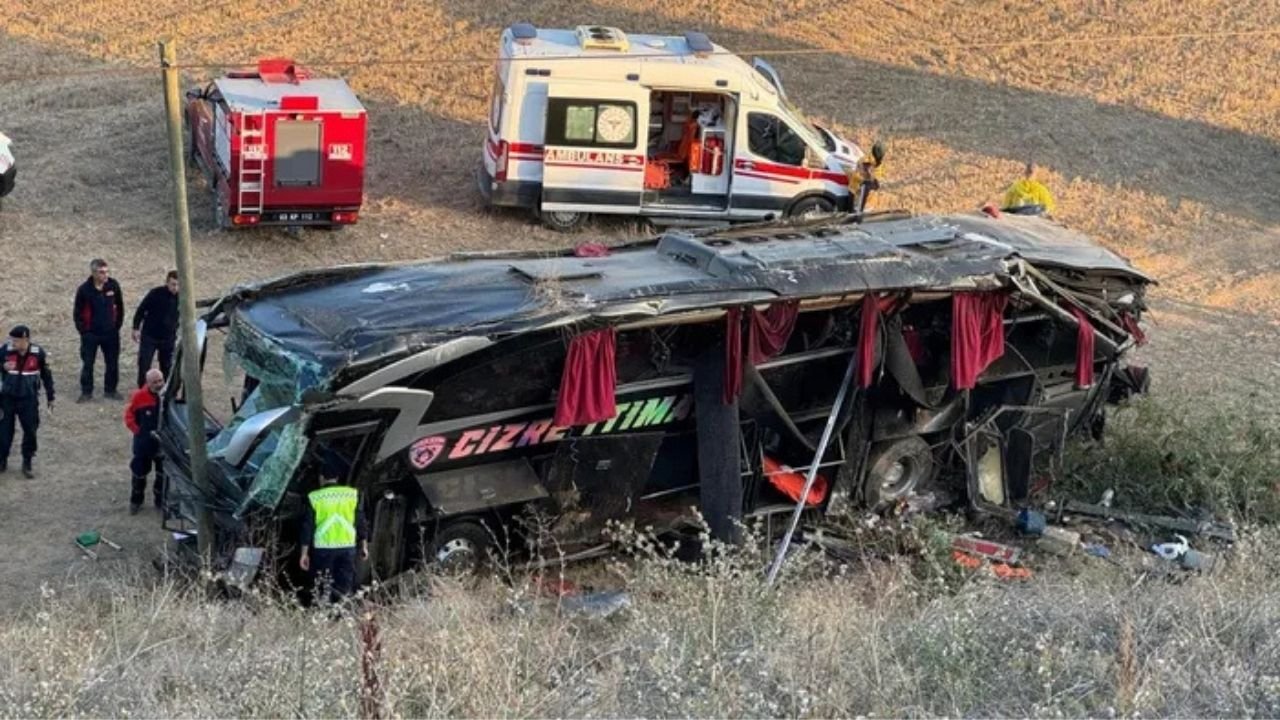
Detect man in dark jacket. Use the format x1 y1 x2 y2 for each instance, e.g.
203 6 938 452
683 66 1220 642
124 368 166 514
73 258 125 402
0 325 55 478
132 270 180 389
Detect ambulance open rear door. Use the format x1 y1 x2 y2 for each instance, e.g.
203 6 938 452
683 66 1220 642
540 83 649 216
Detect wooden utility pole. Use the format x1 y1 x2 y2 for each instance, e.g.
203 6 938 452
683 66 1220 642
160 40 214 562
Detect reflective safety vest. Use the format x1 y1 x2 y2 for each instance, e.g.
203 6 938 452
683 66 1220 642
308 486 359 549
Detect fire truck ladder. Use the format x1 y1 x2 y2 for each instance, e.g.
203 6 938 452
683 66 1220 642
237 111 266 217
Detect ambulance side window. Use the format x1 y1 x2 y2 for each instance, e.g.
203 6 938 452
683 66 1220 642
488 77 505 133
546 98 637 149
747 113 805 166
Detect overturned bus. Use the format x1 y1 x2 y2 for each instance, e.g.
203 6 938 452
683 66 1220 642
157 211 1152 581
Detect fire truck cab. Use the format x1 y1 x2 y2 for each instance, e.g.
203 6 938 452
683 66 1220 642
479 25 868 231
186 58 367 229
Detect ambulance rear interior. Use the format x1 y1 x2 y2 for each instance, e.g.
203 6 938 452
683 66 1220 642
479 26 865 227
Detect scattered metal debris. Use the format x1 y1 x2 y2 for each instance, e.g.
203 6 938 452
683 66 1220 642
1064 501 1236 542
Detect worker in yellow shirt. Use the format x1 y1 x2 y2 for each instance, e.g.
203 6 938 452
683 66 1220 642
1003 160 1056 215
848 142 886 214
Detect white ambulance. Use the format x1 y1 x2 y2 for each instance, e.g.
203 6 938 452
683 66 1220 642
478 25 872 231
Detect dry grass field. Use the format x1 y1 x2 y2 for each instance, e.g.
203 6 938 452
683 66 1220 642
2 0 1280 714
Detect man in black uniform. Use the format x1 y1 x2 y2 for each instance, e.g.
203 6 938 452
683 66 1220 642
0 326 55 478
131 270 180 388
73 258 125 402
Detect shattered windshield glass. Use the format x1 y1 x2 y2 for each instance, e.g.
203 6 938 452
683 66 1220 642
217 316 327 515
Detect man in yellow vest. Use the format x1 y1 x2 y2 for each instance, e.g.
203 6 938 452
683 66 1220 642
1003 160 1057 215
298 453 368 602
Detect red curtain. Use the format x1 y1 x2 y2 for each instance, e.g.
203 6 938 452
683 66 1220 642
858 294 880 388
553 327 618 427
1120 311 1147 346
723 307 744 404
951 292 1009 390
748 300 799 365
1070 307 1096 388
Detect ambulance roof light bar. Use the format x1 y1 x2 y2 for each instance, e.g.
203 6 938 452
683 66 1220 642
684 31 714 57
510 22 537 44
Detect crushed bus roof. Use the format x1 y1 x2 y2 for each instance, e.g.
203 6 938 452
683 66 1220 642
220 212 1151 374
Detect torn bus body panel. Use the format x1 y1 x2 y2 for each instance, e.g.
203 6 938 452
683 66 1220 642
157 211 1152 579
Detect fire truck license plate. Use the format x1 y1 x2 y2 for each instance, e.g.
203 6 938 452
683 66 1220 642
269 212 326 222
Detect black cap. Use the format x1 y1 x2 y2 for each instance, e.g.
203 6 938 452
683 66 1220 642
318 449 348 480
8 325 29 339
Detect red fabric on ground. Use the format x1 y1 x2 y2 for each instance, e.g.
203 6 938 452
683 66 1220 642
951 292 1009 390
1070 307 1096 388
573 242 610 258
748 301 799 364
723 307 744 404
553 328 618 427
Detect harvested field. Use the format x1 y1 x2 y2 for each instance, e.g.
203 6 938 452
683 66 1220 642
1 0 1279 714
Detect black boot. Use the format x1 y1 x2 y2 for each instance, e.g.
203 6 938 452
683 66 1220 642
21 458 33 479
130 475 145 514
0 459 7 474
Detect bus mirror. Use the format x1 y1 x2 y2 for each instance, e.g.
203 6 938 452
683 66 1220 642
871 141 886 167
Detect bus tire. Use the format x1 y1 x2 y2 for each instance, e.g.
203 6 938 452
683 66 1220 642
863 436 934 510
428 520 493 576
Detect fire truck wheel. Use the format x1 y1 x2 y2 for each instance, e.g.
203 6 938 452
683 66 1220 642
428 520 493 576
213 190 230 230
540 209 589 233
863 436 934 510
787 195 836 219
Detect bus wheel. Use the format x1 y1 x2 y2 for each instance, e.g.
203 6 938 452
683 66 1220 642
540 209 588 233
429 521 492 576
788 195 835 219
863 436 934 510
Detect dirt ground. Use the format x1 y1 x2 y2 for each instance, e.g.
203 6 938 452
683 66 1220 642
1 0 1278 612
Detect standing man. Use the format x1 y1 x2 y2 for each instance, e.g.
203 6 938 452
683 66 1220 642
73 258 125 402
132 270 180 388
0 326 55 478
299 453 368 603
124 368 166 514
1003 160 1057 215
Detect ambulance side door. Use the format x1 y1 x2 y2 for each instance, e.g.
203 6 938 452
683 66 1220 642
540 82 648 215
730 111 811 218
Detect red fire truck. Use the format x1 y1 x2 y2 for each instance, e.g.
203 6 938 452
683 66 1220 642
185 58 367 229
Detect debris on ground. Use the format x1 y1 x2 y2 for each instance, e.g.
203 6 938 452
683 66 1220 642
1036 526 1082 556
1150 535 1218 573
951 549 1032 581
1063 500 1235 542
558 590 631 619
952 535 1022 564
73 530 123 559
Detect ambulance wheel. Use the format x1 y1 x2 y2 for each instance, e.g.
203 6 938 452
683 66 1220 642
863 436 933 510
540 209 588 233
428 520 492 576
788 195 835 219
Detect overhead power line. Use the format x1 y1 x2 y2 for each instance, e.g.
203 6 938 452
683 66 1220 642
1 26 1278 81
